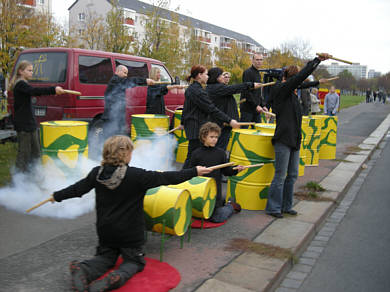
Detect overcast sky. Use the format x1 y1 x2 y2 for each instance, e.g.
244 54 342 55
54 0 390 74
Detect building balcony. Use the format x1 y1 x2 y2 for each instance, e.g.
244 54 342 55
124 17 134 26
22 0 35 6
220 42 232 48
197 36 211 43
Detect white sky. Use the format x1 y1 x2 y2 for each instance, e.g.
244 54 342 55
53 0 390 74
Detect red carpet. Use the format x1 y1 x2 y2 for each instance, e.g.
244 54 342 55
191 218 226 229
98 257 180 292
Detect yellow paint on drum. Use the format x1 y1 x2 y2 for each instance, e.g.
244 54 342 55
173 110 188 163
169 176 217 219
319 116 338 160
299 118 309 176
144 186 192 236
254 123 276 135
40 121 88 177
130 114 169 140
227 129 275 210
302 117 322 166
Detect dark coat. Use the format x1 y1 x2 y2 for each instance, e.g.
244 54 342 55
145 84 168 114
271 58 321 150
240 65 263 113
13 80 56 132
53 165 197 248
188 145 237 207
182 81 231 140
206 82 253 127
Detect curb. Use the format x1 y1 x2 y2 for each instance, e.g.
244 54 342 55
194 113 390 292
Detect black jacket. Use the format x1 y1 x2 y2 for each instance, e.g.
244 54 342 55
187 145 237 207
240 65 263 113
145 84 168 114
13 80 56 132
182 81 231 140
53 165 197 248
206 82 253 127
271 57 322 150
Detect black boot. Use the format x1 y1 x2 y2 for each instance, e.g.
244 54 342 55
89 272 122 292
69 260 89 292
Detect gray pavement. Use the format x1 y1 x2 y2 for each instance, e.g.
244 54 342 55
295 132 390 292
0 102 389 291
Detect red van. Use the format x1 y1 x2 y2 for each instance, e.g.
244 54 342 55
7 47 184 134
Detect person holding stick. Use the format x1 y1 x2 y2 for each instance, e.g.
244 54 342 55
206 67 263 150
8 60 65 172
188 122 244 222
265 53 331 218
181 65 240 168
49 135 210 292
102 65 155 138
145 67 185 114
239 53 269 128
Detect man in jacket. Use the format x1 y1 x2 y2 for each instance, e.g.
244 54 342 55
324 86 339 116
239 54 268 126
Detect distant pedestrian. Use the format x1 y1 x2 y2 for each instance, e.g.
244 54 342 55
310 88 321 115
324 86 339 116
373 90 377 102
366 88 371 103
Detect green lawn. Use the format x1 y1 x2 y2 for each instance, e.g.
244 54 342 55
0 142 17 187
339 95 365 110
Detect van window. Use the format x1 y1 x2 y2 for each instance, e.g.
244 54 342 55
115 59 148 79
151 64 172 83
79 55 113 84
16 52 67 83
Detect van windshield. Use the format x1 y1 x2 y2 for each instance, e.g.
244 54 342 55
16 52 67 83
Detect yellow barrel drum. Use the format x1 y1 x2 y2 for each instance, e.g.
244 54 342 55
319 115 338 160
130 114 169 141
255 123 275 135
169 176 217 219
299 117 309 176
172 110 188 163
226 129 275 210
302 116 322 166
40 121 88 178
144 186 192 236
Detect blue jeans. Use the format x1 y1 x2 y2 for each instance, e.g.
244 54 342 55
266 142 299 214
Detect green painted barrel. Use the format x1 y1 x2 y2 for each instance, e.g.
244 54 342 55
319 115 338 159
144 186 192 236
40 121 88 178
169 176 217 219
130 114 169 141
226 129 275 210
302 116 322 166
172 110 188 163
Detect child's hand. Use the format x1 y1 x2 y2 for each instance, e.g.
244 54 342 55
234 165 246 172
196 166 212 176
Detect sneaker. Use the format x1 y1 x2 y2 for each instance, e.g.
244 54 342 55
283 209 298 215
69 261 89 292
227 199 241 213
89 272 122 292
267 212 283 218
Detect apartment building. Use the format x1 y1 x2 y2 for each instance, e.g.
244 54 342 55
68 0 266 61
367 69 381 79
325 62 368 80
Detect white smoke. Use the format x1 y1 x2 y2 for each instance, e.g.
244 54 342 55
0 133 178 219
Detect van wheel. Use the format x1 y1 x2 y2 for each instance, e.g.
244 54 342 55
88 118 104 161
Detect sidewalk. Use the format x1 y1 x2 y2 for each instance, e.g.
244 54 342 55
194 103 390 292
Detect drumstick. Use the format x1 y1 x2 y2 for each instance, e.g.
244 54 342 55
259 81 276 87
325 76 339 82
233 163 264 170
165 107 176 114
239 98 246 104
26 197 53 213
316 53 353 65
167 126 181 134
63 89 82 95
207 162 236 171
153 81 172 85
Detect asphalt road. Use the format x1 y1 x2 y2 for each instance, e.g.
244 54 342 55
298 130 390 291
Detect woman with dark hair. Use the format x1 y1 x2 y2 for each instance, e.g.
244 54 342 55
182 65 240 168
206 67 263 150
265 53 330 218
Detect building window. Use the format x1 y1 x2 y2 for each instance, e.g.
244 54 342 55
135 16 138 23
78 13 85 21
38 0 44 4
78 29 84 36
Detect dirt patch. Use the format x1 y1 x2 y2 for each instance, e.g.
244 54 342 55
225 238 292 259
